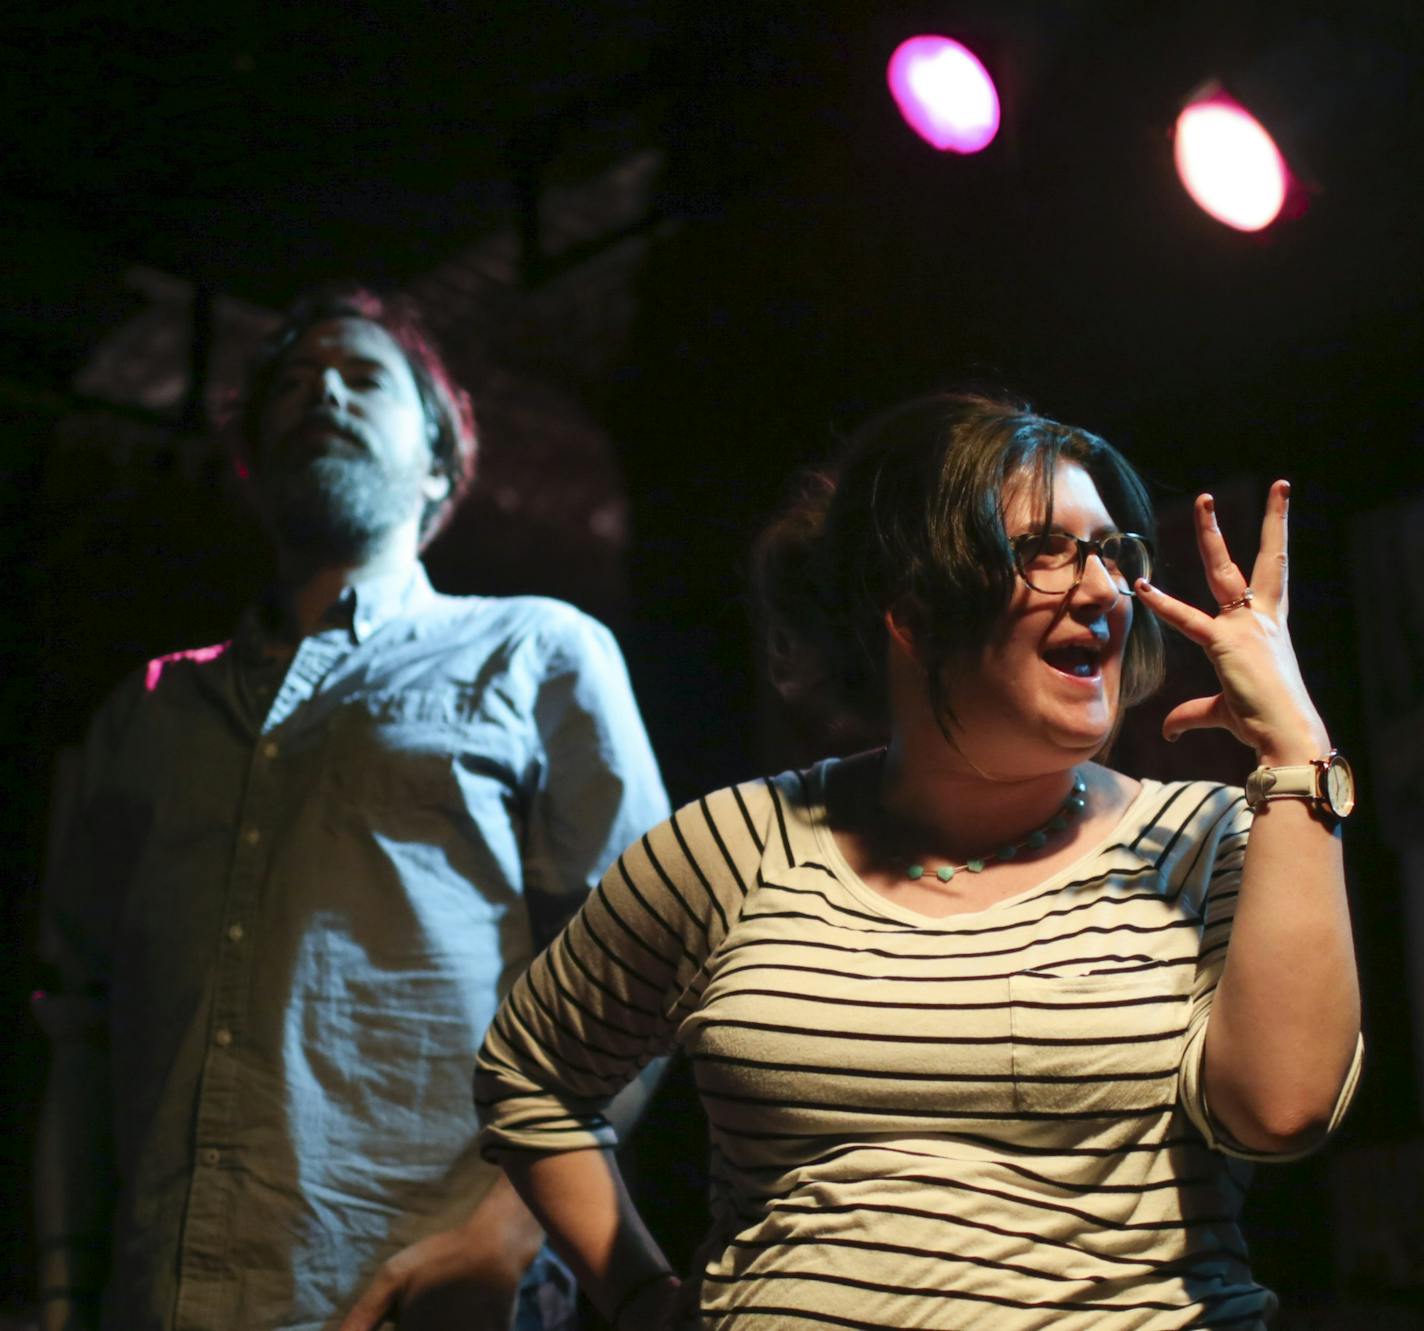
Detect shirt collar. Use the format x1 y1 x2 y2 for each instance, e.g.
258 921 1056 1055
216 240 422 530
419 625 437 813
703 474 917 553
343 562 436 642
237 561 437 656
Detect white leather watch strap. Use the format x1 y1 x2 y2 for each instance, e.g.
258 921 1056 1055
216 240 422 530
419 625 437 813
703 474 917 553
1244 762 1320 810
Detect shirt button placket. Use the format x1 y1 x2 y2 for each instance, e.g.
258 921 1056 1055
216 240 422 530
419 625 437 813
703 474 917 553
177 647 310 1331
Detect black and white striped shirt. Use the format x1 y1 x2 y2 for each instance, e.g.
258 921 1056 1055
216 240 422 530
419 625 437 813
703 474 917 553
477 761 1360 1329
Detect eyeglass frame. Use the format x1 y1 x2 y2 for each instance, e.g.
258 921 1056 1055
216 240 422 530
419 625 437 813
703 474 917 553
1007 530 1155 597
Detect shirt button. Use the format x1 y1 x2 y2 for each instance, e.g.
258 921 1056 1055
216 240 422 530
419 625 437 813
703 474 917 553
201 1148 220 1166
226 923 245 943
214 1028 233 1047
243 827 261 846
262 741 279 760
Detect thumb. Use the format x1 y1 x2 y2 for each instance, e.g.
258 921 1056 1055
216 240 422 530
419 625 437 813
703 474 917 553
1162 693 1232 743
336 1270 401 1331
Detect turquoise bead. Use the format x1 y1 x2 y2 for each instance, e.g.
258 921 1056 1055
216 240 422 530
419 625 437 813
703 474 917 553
1050 814 1069 831
967 858 986 873
1027 830 1048 849
1067 795 1087 812
998 844 1018 860
937 865 955 882
907 864 925 880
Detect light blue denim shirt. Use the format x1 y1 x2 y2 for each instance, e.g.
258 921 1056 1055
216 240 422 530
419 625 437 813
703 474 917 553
41 563 668 1331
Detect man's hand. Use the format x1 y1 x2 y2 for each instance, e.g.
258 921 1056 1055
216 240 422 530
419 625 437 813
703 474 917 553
337 1177 545 1331
39 1294 101 1331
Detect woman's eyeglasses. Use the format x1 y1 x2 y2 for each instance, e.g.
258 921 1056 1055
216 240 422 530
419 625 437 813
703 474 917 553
1009 531 1154 596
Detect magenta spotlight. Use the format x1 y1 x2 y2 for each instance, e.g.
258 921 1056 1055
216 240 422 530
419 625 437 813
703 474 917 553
1174 91 1291 232
887 36 1000 154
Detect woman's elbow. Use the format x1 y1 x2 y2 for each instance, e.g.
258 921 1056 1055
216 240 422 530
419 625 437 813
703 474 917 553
1229 1112 1328 1156
1217 1087 1343 1156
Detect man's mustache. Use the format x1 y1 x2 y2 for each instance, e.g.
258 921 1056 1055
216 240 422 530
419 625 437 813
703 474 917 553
278 409 377 456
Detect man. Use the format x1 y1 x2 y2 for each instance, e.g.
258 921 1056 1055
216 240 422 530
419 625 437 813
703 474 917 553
35 288 669 1331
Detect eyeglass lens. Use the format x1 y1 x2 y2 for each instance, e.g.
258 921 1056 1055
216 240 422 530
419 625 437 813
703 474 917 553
1015 533 1150 594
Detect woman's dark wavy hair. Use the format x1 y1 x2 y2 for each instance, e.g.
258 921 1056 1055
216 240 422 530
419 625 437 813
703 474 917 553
752 393 1165 736
236 285 478 547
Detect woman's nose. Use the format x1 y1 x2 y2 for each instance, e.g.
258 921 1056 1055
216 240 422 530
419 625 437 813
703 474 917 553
1075 550 1126 606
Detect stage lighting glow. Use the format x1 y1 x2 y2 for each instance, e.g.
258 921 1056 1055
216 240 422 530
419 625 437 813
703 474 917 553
1174 94 1289 232
887 36 1000 154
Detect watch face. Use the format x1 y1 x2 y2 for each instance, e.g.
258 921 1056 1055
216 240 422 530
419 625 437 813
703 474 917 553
1325 755 1356 818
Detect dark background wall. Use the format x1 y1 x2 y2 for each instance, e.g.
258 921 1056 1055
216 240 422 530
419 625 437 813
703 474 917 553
4 0 1422 1320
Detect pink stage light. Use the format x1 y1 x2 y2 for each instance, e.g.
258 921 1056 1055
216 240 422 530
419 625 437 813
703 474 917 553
1174 93 1290 232
887 36 1000 155
145 642 230 692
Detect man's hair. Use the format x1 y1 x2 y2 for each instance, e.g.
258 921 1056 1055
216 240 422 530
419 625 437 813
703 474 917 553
237 285 478 547
751 392 1165 735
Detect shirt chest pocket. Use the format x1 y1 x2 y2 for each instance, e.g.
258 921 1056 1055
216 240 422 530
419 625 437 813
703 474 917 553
1009 969 1190 1116
321 693 526 821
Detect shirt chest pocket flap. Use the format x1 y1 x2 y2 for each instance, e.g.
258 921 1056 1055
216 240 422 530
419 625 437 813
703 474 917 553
322 693 525 817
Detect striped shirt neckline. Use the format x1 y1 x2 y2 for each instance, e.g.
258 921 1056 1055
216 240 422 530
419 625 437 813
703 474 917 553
804 759 1161 928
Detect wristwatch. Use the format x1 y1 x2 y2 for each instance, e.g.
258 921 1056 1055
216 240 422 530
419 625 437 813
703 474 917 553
1244 750 1356 819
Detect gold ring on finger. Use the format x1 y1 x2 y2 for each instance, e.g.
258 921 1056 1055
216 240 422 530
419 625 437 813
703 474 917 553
1217 587 1255 613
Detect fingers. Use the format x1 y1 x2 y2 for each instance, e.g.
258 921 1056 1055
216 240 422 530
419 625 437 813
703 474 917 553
1248 478 1290 611
1162 693 1234 743
335 1275 397 1331
1196 482 1291 617
1193 494 1250 608
1134 579 1215 644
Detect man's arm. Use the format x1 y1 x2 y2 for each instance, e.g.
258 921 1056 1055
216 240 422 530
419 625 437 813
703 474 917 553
34 719 132 1331
33 1002 113 1331
523 608 670 941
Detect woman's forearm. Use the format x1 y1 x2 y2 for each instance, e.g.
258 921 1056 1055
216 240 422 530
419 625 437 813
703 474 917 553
1136 485 1361 1152
496 1147 676 1323
1203 784 1360 1153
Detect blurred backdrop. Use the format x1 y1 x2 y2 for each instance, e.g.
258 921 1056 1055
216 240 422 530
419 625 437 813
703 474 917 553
3 1 1422 1322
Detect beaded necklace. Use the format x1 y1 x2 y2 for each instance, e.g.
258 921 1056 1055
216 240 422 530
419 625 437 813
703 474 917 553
902 772 1088 882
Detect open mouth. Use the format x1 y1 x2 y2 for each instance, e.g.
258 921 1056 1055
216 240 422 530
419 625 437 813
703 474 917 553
1042 644 1103 679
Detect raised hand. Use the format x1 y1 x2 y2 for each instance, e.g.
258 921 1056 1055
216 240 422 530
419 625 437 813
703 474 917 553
1135 480 1330 765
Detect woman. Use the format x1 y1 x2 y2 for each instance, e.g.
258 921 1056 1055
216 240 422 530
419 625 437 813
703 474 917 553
475 395 1362 1329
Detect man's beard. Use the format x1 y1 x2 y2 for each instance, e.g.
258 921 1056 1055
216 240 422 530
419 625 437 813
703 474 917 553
260 452 428 562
